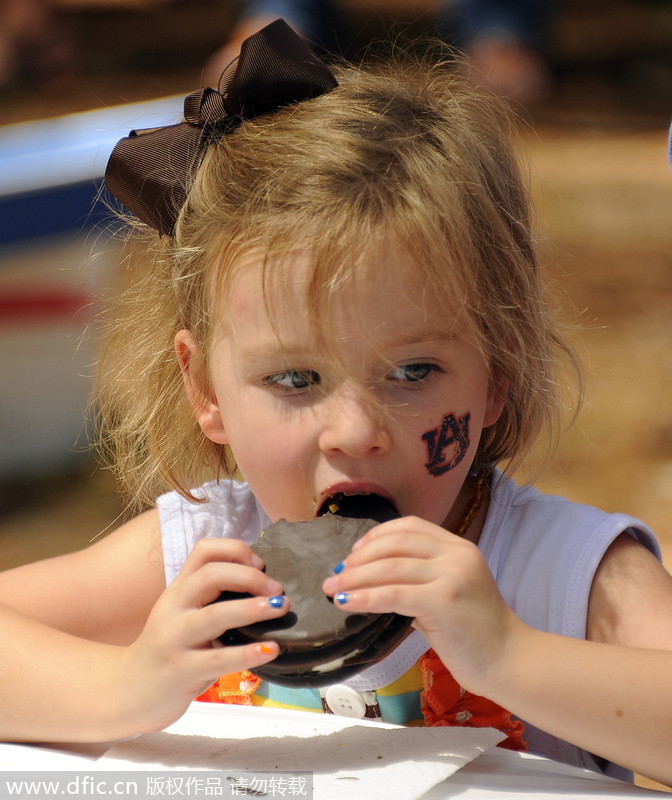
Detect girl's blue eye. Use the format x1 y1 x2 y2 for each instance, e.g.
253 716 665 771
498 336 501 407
387 363 438 382
264 370 321 391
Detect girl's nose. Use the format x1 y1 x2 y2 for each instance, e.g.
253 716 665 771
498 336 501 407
318 384 392 458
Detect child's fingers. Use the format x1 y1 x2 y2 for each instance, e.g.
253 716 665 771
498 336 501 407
322 533 487 620
347 533 447 568
351 517 452 552
332 527 468 581
324 538 499 642
347 518 460 565
199 640 281 686
182 594 290 647
176 561 283 609
323 556 436 619
324 557 436 598
326 583 424 619
176 537 265 581
160 639 280 702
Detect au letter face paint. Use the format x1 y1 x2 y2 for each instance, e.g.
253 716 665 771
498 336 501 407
422 412 471 476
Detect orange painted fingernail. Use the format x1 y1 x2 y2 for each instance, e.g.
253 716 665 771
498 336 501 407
260 643 274 655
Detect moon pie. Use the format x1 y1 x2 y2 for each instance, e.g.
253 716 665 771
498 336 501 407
216 494 413 687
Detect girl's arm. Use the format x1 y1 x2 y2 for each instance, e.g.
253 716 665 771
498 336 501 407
482 620 672 786
0 510 166 646
0 511 289 743
485 533 672 786
323 520 672 786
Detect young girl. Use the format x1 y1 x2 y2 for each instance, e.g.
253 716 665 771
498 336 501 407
1 19 672 787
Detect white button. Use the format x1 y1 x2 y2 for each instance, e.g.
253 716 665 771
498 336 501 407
323 684 367 718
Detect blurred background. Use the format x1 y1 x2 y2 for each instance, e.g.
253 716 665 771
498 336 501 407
1 0 672 549
1 0 671 546
0 0 671 714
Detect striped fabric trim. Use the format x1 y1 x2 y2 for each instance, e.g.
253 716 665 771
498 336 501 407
245 664 424 724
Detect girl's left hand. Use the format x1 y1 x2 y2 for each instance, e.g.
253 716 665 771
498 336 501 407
322 516 522 696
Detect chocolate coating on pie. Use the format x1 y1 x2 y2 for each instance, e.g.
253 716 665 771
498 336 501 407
216 494 413 687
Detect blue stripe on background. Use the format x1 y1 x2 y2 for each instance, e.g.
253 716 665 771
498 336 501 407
0 181 108 247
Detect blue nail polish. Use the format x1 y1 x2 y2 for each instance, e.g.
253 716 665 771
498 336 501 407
268 595 285 608
335 592 349 605
333 561 345 575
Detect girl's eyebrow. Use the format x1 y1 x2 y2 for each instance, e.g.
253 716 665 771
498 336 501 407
236 330 459 361
237 342 313 363
383 329 460 347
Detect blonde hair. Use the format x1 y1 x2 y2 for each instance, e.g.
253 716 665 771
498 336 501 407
96 49 582 508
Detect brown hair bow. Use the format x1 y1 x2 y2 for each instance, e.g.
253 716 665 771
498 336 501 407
104 19 338 236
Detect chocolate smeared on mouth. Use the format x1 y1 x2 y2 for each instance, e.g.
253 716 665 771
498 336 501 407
216 491 412 687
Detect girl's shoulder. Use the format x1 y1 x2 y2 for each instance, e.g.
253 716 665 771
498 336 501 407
483 470 660 563
479 470 661 638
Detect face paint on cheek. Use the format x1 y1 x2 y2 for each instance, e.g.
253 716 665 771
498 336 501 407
421 412 471 476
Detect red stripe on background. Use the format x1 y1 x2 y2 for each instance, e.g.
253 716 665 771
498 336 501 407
0 290 92 321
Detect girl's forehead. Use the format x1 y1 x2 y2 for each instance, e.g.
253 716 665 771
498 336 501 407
216 242 473 349
222 240 441 308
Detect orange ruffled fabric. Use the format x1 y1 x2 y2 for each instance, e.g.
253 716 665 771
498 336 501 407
419 649 526 751
196 670 261 705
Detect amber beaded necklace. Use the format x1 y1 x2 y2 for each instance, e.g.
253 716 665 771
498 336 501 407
453 468 489 538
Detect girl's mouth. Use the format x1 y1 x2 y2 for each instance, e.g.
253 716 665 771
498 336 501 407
317 492 399 521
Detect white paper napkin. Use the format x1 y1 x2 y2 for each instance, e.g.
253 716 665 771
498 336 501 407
101 703 504 800
0 743 100 771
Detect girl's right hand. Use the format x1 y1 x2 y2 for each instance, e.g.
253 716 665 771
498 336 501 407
117 537 288 734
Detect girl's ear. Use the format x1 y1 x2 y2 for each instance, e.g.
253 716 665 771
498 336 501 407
483 369 509 428
174 330 229 445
